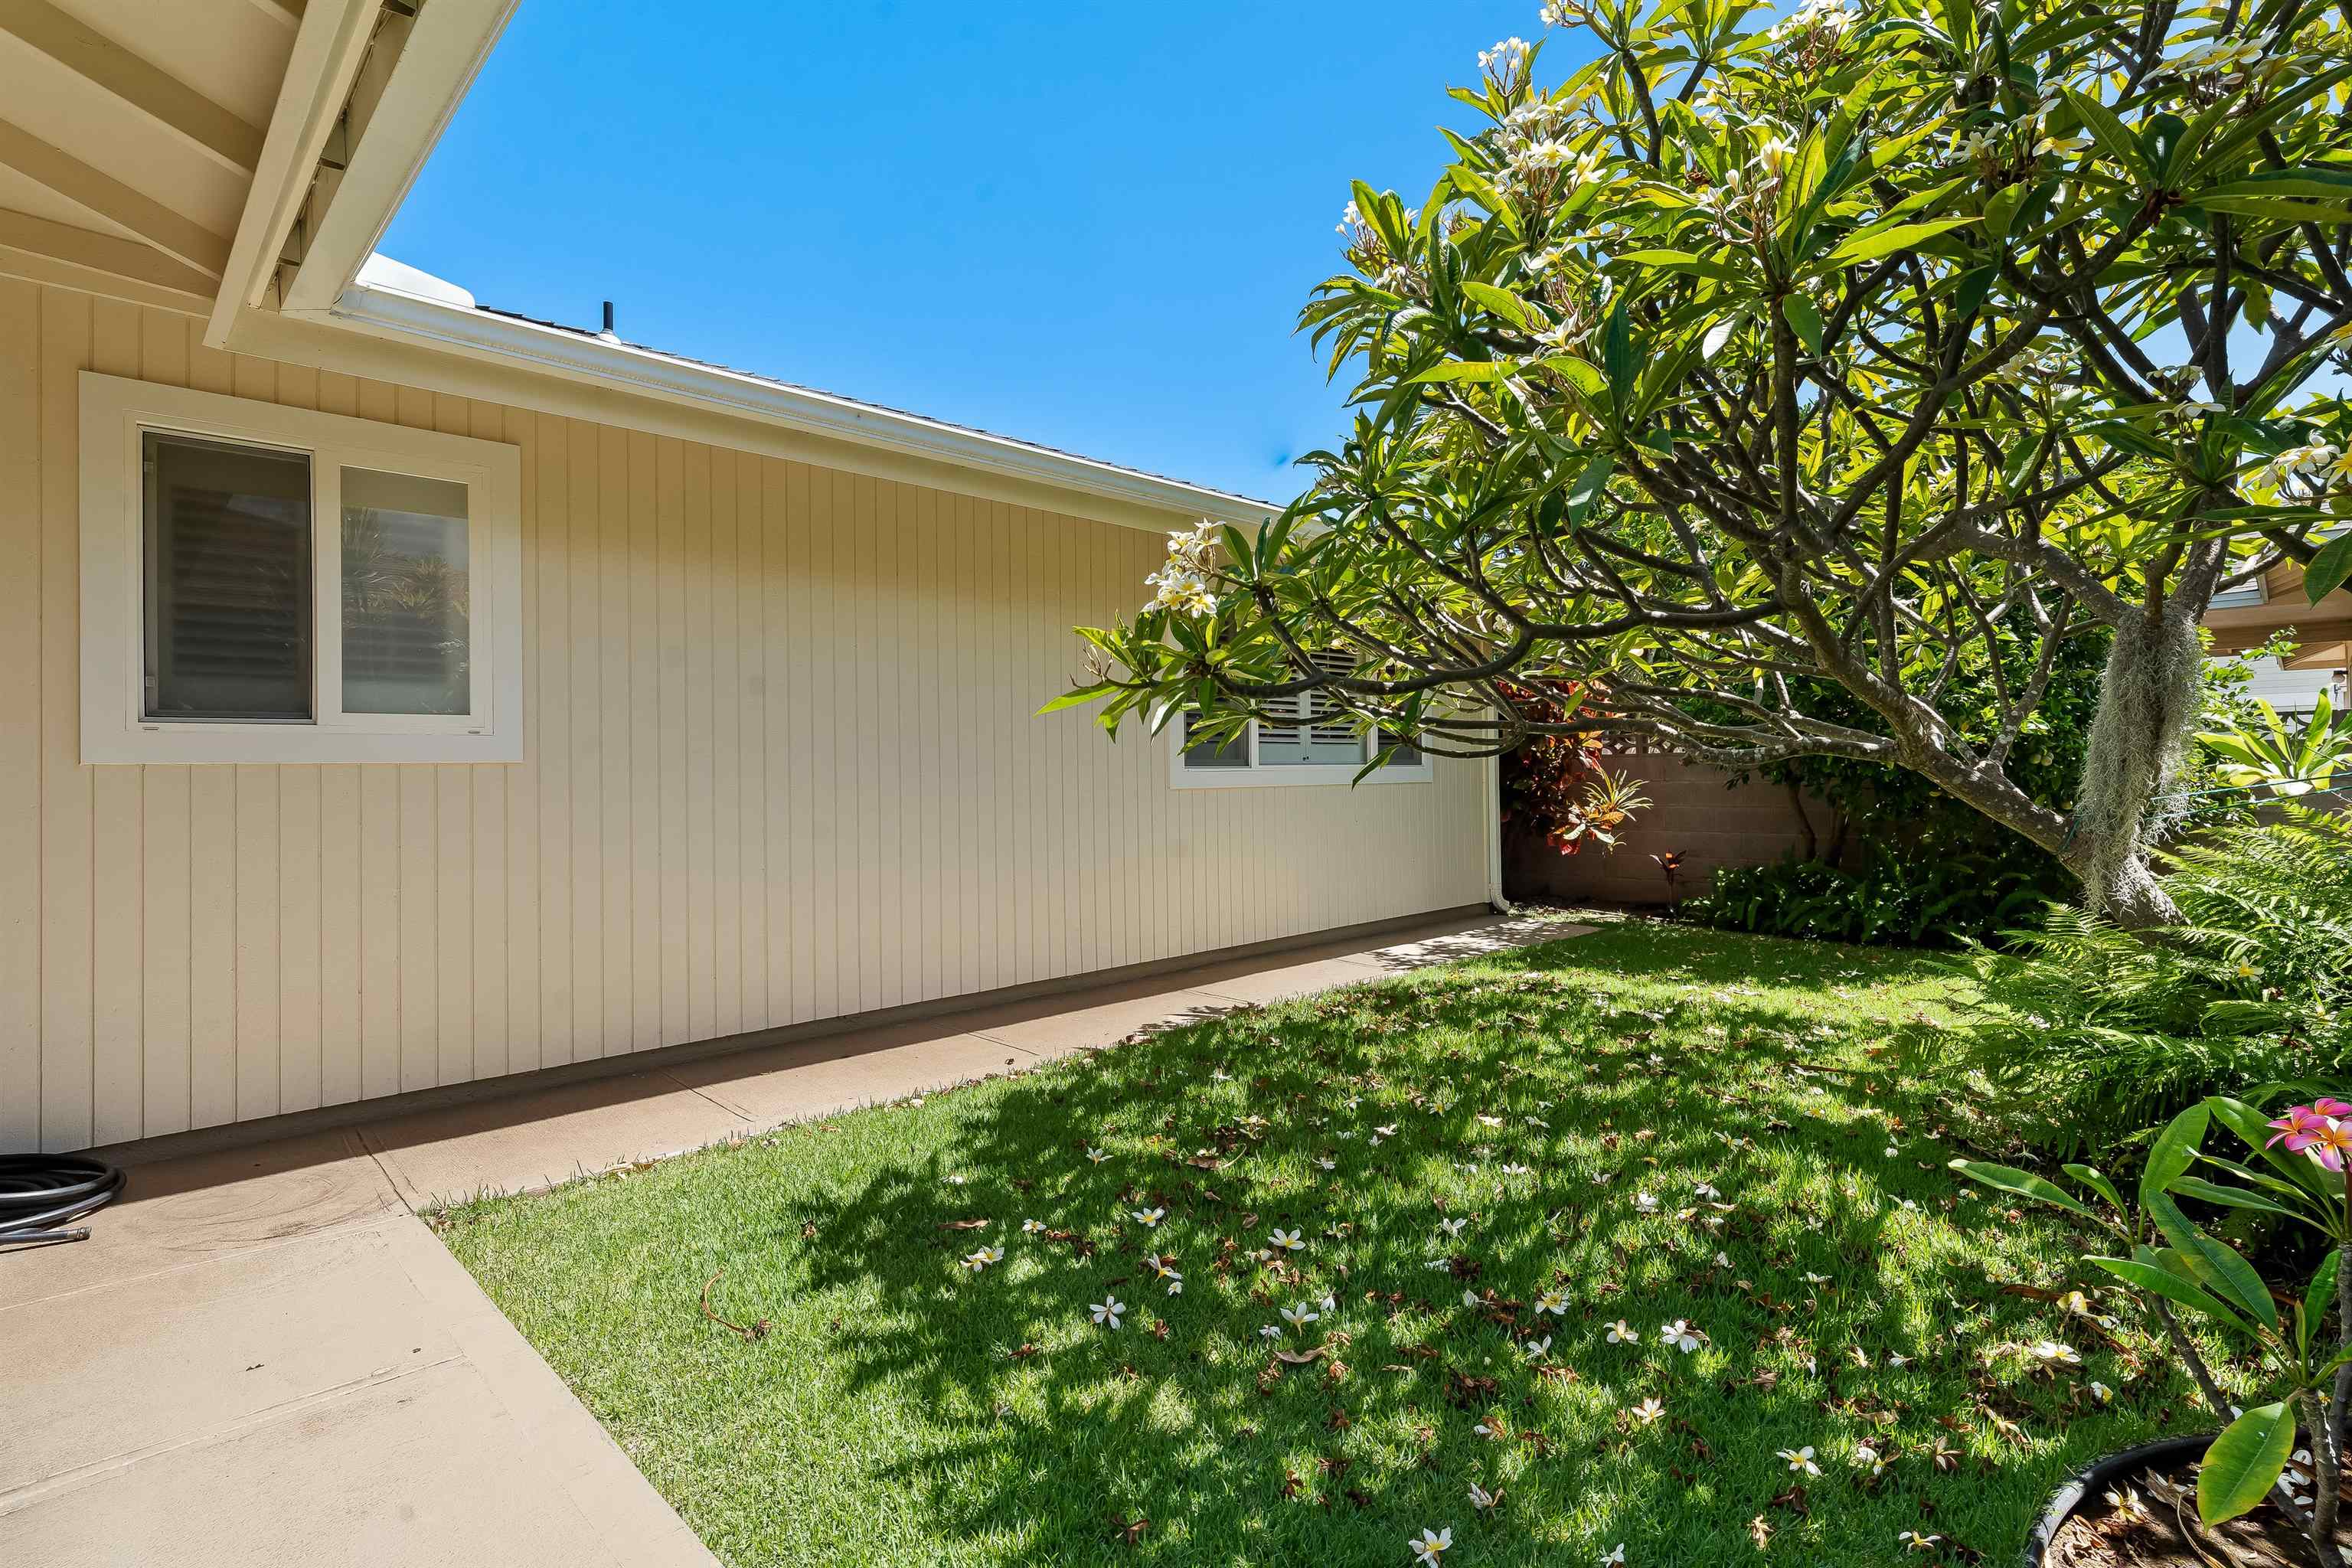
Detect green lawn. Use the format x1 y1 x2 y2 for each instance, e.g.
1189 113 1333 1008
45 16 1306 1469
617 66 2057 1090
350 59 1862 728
438 920 2211 1566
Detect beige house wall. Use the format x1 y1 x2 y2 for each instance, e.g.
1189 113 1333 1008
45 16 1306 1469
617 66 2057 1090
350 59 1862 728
0 280 1488 1154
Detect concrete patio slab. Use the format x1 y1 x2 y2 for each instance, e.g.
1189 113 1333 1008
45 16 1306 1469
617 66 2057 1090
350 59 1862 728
962 985 1236 1060
0 1128 402 1312
672 1025 1024 1125
357 1070 753 1207
1184 953 1413 1007
2 1222 452 1494
1350 916 1597 973
0 1353 678 1568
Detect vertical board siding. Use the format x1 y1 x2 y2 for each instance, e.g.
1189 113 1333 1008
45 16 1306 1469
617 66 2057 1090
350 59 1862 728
0 287 1489 1153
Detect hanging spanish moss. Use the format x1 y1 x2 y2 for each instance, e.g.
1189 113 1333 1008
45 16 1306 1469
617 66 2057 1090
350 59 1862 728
2072 612 2203 923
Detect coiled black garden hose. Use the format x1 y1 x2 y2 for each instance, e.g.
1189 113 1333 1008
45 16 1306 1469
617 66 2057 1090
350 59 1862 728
0 1154 125 1247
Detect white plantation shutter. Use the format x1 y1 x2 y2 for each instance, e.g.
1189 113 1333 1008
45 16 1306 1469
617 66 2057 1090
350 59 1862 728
1259 650 1367 766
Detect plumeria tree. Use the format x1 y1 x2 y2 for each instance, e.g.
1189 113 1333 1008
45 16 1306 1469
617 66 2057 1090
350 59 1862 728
1960 1096 2352 1564
1060 0 2352 924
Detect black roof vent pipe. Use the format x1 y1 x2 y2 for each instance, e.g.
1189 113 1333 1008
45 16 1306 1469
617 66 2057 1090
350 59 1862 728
599 300 617 341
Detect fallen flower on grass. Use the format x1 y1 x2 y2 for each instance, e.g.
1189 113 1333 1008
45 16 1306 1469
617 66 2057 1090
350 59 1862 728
1660 1320 1704 1353
1630 1396 1664 1425
1269 1228 1305 1252
1606 1319 1638 1344
1410 1526 1453 1565
961 1246 1004 1271
1468 1481 1500 1511
1779 1446 1821 1476
1090 1297 1125 1329
1281 1302 1321 1333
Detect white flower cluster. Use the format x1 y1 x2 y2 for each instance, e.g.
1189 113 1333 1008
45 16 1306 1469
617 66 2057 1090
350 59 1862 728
1478 36 1532 77
1143 520 1221 616
2251 437 2352 498
2177 37 2265 79
1982 339 2077 392
1770 0 1854 43
1334 198 1362 237
1538 1 1585 26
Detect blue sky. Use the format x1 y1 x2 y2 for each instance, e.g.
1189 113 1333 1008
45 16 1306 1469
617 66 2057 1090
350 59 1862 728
381 2 1562 503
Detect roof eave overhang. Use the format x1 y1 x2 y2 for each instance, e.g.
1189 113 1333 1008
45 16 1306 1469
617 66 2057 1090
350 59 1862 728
259 276 1275 528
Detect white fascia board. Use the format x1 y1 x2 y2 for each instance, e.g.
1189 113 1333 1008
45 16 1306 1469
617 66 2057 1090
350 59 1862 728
276 279 1276 529
279 0 520 315
205 0 384 345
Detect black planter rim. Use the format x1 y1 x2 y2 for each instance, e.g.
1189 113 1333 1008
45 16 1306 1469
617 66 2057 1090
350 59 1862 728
2024 1432 2214 1565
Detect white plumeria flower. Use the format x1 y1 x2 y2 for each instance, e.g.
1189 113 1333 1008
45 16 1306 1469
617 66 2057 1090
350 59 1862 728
2029 1340 2081 1367
1469 1481 1498 1511
1855 1444 1886 1477
1259 1324 1283 1341
1900 1531 1942 1550
1524 1336 1553 1361
1132 1207 1165 1227
1599 1548 1626 1567
2090 1380 2114 1404
1086 1147 1109 1164
1478 1114 1505 1129
1478 34 1530 71
1269 1228 1305 1253
1692 1181 1721 1200
1320 1292 1338 1314
1606 1319 1638 1344
1536 1289 1570 1317
1410 1526 1455 1566
1631 1396 1665 1425
1315 1158 1336 1172
1280 1302 1321 1333
1439 1217 1468 1239
1887 1352 1910 1367
1090 1297 1125 1329
1021 1218 1046 1235
1779 1446 1821 1476
1660 1320 1704 1354
1805 1272 1831 1285
1634 1191 1661 1215
962 1246 1004 1271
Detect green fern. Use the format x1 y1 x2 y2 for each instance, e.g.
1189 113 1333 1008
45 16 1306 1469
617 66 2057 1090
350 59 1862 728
1927 808 2352 1158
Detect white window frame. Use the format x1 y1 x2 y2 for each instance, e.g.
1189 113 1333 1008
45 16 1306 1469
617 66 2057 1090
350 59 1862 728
1167 710 1434 790
80 371 524 764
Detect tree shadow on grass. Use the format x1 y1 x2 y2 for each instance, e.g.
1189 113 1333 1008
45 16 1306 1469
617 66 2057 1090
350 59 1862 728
689 926 2192 1566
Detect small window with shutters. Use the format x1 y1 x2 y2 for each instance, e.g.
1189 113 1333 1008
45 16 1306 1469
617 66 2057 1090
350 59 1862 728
1169 651 1434 789
81 373 521 764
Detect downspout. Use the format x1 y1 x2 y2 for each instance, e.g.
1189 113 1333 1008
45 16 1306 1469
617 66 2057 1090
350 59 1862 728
1483 751 1514 914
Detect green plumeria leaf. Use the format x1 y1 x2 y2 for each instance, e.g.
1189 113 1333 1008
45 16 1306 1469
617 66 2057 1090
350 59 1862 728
1947 1159 2094 1219
2199 1403 2296 1526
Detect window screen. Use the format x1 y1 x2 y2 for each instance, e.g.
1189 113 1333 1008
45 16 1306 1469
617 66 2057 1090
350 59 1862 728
341 467 472 715
142 432 312 720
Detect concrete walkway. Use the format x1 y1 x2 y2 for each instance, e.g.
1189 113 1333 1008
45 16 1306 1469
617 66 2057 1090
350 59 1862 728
0 910 1583 1567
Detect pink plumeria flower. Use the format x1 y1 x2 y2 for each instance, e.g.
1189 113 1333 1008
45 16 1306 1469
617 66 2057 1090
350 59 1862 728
2303 1119 2352 1172
2269 1104 2331 1148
